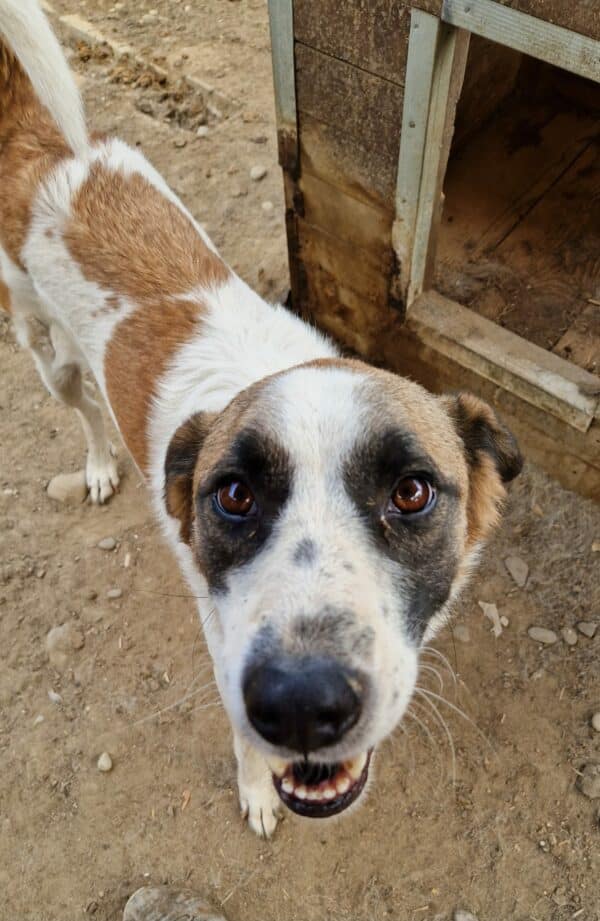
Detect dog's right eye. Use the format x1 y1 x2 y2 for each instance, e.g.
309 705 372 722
214 481 257 520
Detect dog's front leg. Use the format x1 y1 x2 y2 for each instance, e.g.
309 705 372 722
234 733 282 838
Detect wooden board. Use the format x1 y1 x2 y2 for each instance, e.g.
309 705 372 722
553 302 600 376
294 0 411 85
493 0 600 44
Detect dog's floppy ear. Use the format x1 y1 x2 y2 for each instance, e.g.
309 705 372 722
449 393 523 543
164 413 215 545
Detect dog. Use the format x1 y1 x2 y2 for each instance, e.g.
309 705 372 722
0 0 522 837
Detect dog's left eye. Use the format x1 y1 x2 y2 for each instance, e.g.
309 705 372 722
215 481 257 519
390 477 435 516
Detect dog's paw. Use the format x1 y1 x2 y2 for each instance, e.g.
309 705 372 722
87 446 119 504
239 777 282 839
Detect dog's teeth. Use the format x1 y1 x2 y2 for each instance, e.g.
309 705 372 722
336 775 351 794
281 777 294 794
268 757 288 778
305 788 319 801
322 786 336 800
346 753 367 781
295 785 307 800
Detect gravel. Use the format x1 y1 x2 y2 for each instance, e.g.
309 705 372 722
577 621 597 638
454 911 479 921
47 470 87 504
561 626 578 646
249 164 267 181
527 626 558 645
97 752 113 773
577 763 600 799
97 537 117 551
591 713 600 732
504 555 529 587
107 588 123 600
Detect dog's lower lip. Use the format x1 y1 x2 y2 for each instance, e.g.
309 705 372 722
270 751 372 818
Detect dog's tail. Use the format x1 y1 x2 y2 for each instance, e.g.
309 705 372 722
0 0 88 155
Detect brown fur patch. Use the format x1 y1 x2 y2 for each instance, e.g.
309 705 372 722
63 163 230 471
165 413 216 544
64 164 229 303
104 297 202 472
0 42 71 266
0 278 12 313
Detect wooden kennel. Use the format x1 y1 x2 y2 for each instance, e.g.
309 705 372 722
268 0 600 500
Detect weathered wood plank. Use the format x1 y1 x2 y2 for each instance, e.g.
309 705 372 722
409 291 599 432
394 10 441 296
268 0 298 174
407 23 470 305
295 43 404 172
493 0 600 45
299 113 399 209
553 302 600 376
442 0 600 82
293 0 411 85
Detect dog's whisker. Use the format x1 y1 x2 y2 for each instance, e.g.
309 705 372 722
186 698 223 717
418 686 494 754
130 680 218 727
420 646 458 683
417 662 444 692
130 586 211 602
407 701 446 789
414 687 457 786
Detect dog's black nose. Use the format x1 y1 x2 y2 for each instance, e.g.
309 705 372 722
243 657 362 753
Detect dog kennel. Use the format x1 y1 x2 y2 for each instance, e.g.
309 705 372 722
268 0 600 499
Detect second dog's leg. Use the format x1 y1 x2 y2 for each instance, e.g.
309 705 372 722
234 733 282 838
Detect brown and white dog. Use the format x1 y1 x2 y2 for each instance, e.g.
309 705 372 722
0 0 522 836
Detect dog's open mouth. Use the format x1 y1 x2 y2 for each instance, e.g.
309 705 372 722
269 751 372 818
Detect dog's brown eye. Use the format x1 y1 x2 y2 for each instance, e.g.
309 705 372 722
391 477 434 515
216 481 256 518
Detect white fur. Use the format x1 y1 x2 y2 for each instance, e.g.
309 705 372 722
0 0 88 156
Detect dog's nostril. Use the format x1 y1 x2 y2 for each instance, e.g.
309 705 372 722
243 656 363 754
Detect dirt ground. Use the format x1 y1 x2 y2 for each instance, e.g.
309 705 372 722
1 3 599 920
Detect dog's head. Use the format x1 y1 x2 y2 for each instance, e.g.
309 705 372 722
164 359 522 818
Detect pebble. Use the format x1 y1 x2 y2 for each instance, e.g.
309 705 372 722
478 601 502 637
174 138 187 149
250 164 267 181
577 621 597 638
591 713 600 732
577 763 600 799
48 689 62 704
504 555 529 587
123 886 225 921
33 714 45 726
47 470 87 505
561 626 578 646
46 622 85 670
97 537 117 551
454 911 479 921
592 539 600 552
527 626 558 645
453 624 470 643
107 588 123 600
261 200 274 212
97 752 113 773
196 125 209 138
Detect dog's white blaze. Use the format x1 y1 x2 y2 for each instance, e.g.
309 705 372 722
214 366 420 760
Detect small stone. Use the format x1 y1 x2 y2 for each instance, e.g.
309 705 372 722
231 186 247 199
97 537 117 551
577 763 600 799
48 689 62 704
46 623 85 670
261 200 274 212
107 588 123 600
97 752 113 773
527 626 558 645
577 621 597 638
561 626 578 646
504 555 529 587
478 601 502 637
250 164 267 181
123 887 225 921
500 615 509 627
454 911 479 921
174 138 187 149
591 540 600 553
33 714 45 726
47 470 87 504
196 125 209 138
591 713 600 732
453 624 470 643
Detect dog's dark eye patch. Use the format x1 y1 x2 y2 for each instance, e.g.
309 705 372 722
344 427 459 642
194 427 293 592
